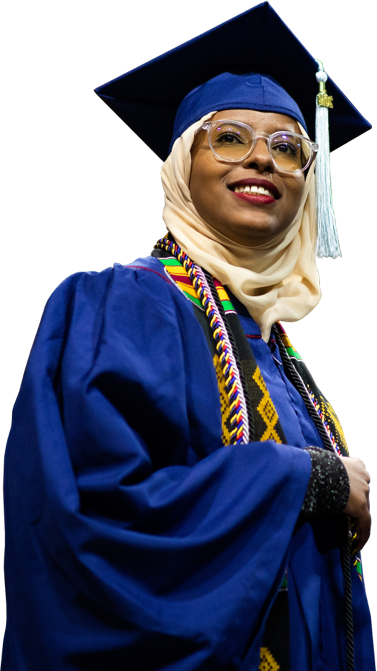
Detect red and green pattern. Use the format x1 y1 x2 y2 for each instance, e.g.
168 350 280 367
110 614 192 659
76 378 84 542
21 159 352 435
353 557 363 582
159 257 202 308
212 279 236 314
276 323 302 361
160 257 236 314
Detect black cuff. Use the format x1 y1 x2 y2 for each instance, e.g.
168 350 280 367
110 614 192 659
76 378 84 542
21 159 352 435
301 447 350 516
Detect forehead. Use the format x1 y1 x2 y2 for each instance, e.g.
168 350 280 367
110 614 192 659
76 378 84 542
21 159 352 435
211 109 300 134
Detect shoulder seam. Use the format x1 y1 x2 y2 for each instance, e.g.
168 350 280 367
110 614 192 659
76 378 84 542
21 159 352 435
126 265 172 286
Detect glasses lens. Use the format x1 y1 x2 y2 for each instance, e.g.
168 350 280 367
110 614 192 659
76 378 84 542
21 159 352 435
270 133 311 171
210 122 253 161
208 124 312 170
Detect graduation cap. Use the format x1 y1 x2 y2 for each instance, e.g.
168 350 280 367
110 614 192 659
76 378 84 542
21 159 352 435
95 1 371 258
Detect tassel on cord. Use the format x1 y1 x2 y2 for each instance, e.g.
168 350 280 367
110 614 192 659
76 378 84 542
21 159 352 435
315 60 341 258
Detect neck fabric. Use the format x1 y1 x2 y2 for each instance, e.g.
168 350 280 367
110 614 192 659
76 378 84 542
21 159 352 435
161 113 321 341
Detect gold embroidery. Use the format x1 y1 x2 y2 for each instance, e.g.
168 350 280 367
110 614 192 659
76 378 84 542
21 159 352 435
253 368 282 443
319 395 349 455
213 353 232 445
259 646 280 671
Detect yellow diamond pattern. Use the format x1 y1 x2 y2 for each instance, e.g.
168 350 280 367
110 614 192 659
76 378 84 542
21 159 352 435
259 647 280 671
213 353 232 445
320 395 349 455
253 367 282 443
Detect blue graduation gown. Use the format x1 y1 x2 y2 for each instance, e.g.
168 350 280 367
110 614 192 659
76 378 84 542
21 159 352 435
1 257 374 670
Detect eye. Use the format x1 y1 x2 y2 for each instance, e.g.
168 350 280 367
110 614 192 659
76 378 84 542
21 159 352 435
272 142 299 156
215 132 244 145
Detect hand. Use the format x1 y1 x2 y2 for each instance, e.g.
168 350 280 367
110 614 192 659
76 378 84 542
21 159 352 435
339 456 371 552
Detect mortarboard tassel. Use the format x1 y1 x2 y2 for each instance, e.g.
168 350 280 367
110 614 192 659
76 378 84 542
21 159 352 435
315 60 341 258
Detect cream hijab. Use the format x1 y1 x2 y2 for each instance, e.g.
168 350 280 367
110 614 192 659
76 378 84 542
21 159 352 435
161 113 320 341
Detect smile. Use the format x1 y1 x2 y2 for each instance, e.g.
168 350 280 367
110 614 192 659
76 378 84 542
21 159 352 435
234 185 275 197
231 190 278 205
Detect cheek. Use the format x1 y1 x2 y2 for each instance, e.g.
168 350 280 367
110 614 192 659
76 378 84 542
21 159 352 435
284 179 306 216
189 171 206 215
190 160 222 213
188 157 196 193
297 182 306 208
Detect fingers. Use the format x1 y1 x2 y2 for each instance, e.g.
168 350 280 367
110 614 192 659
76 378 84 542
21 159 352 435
355 487 372 552
355 511 372 552
338 456 371 548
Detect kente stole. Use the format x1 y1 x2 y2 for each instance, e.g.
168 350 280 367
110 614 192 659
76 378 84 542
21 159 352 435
152 241 348 457
152 237 359 671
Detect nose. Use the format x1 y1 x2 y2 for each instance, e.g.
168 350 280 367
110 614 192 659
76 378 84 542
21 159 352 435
243 137 275 174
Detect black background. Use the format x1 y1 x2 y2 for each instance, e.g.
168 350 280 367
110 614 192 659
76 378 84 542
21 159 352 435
3 0 376 600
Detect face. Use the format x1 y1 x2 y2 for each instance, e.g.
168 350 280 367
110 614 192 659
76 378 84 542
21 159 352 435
190 109 306 247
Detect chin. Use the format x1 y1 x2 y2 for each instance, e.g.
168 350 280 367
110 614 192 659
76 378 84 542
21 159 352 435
224 218 284 246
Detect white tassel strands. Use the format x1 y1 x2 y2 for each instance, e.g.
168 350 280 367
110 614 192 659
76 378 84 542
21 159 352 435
315 64 341 259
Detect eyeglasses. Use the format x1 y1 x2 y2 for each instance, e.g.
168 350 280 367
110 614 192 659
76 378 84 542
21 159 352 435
201 119 319 173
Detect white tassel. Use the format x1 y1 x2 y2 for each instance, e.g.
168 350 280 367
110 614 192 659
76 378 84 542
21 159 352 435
315 62 341 259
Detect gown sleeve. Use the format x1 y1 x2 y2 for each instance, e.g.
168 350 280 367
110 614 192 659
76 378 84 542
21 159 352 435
302 447 350 515
2 261 312 671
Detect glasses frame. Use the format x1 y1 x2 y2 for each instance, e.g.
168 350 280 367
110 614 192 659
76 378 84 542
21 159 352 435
201 119 319 174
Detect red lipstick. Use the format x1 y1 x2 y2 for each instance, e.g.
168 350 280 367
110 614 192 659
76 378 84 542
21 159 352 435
232 192 276 205
228 178 281 197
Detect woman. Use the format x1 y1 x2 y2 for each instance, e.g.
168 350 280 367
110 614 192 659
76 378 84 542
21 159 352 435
1 4 374 671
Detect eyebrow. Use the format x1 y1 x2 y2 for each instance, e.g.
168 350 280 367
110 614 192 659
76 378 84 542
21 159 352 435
215 118 298 133
246 123 297 133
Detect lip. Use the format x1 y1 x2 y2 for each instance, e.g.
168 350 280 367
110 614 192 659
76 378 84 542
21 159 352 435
228 177 281 200
232 192 276 205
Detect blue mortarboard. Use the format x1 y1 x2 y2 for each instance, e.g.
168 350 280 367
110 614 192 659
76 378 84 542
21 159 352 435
95 1 371 161
94 2 372 161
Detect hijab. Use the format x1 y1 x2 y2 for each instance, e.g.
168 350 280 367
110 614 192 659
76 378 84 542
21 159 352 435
161 112 320 341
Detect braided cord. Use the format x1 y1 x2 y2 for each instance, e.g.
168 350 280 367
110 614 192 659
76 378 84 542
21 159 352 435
155 237 249 445
194 266 250 443
308 390 342 455
273 324 354 671
203 270 254 441
341 516 355 671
